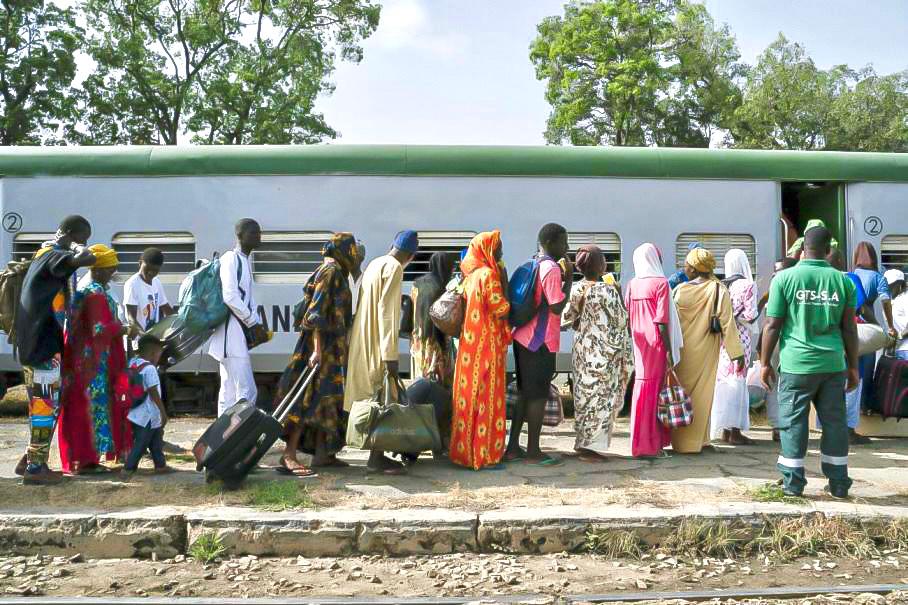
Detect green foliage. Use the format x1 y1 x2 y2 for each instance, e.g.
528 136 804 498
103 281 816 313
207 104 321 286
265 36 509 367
189 532 227 563
0 0 82 145
246 480 314 511
750 482 809 506
529 0 741 147
825 70 908 153
69 0 379 145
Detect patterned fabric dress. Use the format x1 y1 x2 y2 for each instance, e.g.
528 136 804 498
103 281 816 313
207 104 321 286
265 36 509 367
409 283 454 387
275 234 355 455
449 231 511 470
58 281 130 473
563 281 634 455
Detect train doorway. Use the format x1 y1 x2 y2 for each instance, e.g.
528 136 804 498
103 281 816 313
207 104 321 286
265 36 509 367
781 182 847 256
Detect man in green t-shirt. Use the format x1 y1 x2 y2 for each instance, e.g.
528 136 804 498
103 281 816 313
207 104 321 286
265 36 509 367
760 226 859 499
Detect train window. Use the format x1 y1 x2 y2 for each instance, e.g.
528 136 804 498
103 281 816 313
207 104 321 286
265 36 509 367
111 232 197 283
881 235 908 272
403 231 476 282
11 233 54 262
252 231 332 283
676 233 757 278
567 232 622 280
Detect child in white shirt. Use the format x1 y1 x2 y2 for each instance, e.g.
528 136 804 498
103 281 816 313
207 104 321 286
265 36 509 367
123 335 172 475
123 247 174 344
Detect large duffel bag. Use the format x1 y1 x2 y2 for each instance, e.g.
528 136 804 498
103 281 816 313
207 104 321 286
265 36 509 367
869 355 908 419
346 377 442 454
857 323 893 357
192 365 318 487
146 314 215 370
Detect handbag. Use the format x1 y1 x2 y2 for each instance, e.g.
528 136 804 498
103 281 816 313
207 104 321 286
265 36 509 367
429 287 465 337
657 369 693 429
345 376 442 453
709 282 722 334
543 383 564 427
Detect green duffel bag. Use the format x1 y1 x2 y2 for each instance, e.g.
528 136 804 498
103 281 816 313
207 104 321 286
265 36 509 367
344 378 442 454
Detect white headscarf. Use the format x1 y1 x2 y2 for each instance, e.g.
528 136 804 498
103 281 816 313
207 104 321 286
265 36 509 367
724 249 754 283
724 248 759 336
632 243 684 367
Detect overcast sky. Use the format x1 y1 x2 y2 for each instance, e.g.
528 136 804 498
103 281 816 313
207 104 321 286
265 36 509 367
55 0 908 146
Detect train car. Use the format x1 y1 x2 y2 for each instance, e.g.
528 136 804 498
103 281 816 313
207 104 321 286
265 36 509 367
2 146 907 413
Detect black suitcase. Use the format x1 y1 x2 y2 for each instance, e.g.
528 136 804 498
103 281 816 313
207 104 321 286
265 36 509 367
869 355 908 419
192 365 317 487
146 315 216 370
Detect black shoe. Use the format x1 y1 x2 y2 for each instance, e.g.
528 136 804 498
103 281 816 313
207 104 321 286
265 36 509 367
824 484 849 500
849 429 872 445
782 486 803 497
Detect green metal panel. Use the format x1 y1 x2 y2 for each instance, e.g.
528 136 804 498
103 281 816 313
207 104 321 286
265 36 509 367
1 145 908 181
794 185 847 250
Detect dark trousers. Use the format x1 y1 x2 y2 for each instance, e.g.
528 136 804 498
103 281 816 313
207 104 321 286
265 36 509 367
125 421 166 471
777 371 852 494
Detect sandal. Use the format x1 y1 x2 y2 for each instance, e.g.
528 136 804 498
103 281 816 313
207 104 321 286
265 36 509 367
524 454 563 467
277 459 318 478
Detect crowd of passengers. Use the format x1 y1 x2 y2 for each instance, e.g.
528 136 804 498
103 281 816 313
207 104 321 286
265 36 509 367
14 215 908 499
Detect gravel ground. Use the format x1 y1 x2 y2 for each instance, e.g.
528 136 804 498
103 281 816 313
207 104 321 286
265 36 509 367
3 552 908 599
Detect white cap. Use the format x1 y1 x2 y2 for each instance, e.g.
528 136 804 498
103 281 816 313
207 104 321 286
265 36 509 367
884 269 905 285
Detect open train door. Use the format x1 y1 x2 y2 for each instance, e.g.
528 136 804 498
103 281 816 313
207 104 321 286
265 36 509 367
780 182 848 257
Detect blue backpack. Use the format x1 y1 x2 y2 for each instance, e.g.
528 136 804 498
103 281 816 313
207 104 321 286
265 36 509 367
508 257 545 327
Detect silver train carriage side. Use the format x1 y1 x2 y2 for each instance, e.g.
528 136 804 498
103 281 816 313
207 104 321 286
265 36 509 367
2 146 907 413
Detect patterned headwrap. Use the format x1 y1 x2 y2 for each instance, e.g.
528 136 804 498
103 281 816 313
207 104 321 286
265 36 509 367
460 230 501 277
88 244 119 269
322 232 358 275
686 247 716 274
575 244 603 275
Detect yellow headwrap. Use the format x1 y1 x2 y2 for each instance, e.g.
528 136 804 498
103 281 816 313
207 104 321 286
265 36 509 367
686 247 716 274
89 244 119 269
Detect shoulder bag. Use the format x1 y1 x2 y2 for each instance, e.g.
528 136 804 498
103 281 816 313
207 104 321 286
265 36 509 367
709 281 722 334
657 369 693 429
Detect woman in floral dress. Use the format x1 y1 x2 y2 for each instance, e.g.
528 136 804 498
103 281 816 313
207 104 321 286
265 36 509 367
562 245 634 460
410 252 457 386
449 231 511 470
58 244 130 474
711 249 759 445
276 233 360 476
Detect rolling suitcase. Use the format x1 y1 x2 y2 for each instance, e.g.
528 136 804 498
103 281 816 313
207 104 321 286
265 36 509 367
192 365 318 487
870 355 908 419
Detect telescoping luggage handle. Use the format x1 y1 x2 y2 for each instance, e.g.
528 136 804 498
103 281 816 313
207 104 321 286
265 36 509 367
273 363 319 425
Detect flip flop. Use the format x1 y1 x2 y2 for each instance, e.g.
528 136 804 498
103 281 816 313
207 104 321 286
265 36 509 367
524 454 563 467
276 461 318 478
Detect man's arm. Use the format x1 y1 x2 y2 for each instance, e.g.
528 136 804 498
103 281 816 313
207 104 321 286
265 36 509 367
841 305 860 392
760 317 783 390
148 384 168 427
220 253 257 327
378 265 403 377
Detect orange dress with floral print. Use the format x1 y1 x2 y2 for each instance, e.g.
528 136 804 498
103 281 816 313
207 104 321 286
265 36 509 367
449 231 511 470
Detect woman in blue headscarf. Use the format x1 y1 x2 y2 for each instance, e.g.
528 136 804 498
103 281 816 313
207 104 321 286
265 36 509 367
276 232 359 476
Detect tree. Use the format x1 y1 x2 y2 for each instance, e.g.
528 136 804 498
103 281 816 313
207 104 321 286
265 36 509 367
0 0 81 145
529 0 742 147
825 69 908 153
730 34 841 150
70 0 379 145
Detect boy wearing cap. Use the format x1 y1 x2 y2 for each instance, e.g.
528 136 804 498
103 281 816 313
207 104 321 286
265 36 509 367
886 270 908 360
344 230 418 475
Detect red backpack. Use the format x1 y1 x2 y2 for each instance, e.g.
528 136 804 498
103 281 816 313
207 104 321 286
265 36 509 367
128 361 151 409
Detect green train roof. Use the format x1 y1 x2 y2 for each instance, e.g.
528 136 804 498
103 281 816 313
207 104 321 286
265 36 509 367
0 145 907 181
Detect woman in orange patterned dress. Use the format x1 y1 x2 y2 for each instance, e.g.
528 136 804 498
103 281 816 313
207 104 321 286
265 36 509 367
449 231 511 470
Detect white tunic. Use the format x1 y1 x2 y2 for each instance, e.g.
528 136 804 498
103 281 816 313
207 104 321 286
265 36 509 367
207 248 259 361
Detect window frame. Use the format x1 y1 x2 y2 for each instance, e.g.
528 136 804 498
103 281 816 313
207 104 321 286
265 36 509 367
675 233 758 279
111 232 197 284
881 235 908 273
402 231 477 283
251 231 333 284
567 232 622 281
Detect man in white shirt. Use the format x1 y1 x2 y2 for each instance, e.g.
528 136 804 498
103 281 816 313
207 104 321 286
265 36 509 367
885 269 908 360
123 247 174 345
207 219 267 416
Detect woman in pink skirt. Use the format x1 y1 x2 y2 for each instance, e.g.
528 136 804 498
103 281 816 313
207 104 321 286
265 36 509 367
625 243 683 458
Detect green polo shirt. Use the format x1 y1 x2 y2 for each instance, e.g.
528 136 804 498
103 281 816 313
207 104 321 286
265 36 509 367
766 259 856 374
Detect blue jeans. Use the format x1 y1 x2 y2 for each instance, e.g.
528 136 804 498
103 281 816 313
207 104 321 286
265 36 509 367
125 421 166 471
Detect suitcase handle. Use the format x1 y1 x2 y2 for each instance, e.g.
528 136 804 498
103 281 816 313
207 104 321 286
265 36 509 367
273 364 320 424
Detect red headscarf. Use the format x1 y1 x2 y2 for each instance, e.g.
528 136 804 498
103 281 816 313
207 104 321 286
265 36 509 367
460 230 501 277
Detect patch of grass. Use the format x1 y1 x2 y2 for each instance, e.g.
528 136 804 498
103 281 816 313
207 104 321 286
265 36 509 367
246 480 313 511
662 519 751 559
586 529 644 559
189 532 227 564
751 482 810 506
165 453 196 464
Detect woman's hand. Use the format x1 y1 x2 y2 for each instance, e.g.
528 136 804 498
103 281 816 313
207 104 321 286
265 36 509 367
733 355 746 373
